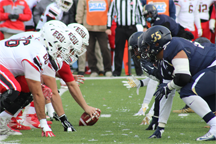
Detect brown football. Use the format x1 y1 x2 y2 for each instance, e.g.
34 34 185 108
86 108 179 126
79 109 101 126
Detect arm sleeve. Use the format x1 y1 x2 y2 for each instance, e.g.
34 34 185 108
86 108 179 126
169 0 176 20
107 0 115 29
42 66 56 78
137 0 146 26
57 62 75 82
75 0 85 24
22 61 41 82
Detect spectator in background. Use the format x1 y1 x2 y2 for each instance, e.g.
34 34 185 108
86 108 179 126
0 0 32 39
141 0 176 20
106 0 145 76
76 0 112 77
199 0 215 41
174 0 202 41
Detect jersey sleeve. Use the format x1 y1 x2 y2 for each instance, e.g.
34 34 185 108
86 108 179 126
57 61 75 82
22 60 41 82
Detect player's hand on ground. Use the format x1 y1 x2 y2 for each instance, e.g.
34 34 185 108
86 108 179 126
41 84 52 101
140 113 152 125
149 127 164 138
41 125 55 137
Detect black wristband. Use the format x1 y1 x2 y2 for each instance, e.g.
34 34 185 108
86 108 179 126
140 80 144 87
59 114 67 122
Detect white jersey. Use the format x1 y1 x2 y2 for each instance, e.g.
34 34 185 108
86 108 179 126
199 0 214 20
7 31 63 78
36 2 63 30
0 38 49 80
175 0 201 31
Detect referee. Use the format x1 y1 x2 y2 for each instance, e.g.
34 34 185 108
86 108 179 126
106 0 146 76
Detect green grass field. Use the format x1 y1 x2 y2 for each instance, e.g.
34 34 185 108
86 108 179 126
1 76 215 144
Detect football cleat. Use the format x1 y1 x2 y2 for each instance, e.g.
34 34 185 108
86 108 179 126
24 114 52 128
196 132 216 141
146 116 158 130
0 117 22 136
173 105 194 113
149 127 164 138
9 117 31 130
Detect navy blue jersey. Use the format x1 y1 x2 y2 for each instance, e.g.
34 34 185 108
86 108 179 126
153 15 179 36
163 37 216 76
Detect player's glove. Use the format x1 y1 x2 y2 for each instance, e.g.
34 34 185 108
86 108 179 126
209 19 215 33
41 84 52 101
146 116 158 130
140 113 152 125
40 119 55 137
149 126 164 138
134 103 149 116
140 59 156 75
59 114 76 132
154 83 171 101
122 75 141 95
8 14 19 20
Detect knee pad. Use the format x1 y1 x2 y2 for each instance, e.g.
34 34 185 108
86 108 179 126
9 92 33 115
0 90 20 113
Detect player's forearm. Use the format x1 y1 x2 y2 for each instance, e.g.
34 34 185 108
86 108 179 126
67 81 88 111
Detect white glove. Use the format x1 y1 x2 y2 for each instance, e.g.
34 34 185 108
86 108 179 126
133 103 149 116
40 119 55 137
209 19 215 33
122 75 141 95
140 113 153 125
198 28 203 37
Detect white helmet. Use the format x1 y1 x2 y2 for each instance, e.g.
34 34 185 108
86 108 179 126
40 20 67 33
56 0 73 12
67 23 89 46
40 26 70 61
64 28 83 64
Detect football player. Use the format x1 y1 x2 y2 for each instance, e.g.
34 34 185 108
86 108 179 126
174 0 202 40
36 0 73 31
0 26 70 137
142 4 194 40
139 25 216 141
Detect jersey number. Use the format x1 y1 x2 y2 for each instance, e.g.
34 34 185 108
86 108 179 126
199 4 207 13
151 31 161 42
5 39 30 47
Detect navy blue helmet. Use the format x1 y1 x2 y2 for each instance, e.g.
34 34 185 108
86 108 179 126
128 31 144 59
142 4 158 23
139 25 172 61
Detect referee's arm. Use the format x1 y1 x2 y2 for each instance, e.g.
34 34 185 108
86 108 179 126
136 0 146 29
106 0 115 35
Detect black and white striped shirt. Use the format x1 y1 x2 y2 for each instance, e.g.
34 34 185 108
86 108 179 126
107 0 145 28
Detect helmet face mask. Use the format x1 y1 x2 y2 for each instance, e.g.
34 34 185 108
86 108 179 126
56 0 73 12
64 28 83 64
40 26 71 62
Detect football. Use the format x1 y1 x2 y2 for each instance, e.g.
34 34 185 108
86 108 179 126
79 108 101 126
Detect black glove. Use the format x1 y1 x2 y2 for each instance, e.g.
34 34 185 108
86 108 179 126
8 14 19 20
149 126 165 138
140 59 157 76
59 114 76 132
146 116 158 130
154 83 171 101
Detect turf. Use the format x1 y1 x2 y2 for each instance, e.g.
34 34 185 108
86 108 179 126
1 77 215 144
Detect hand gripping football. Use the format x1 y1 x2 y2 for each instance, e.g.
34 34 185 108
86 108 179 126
79 108 101 126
